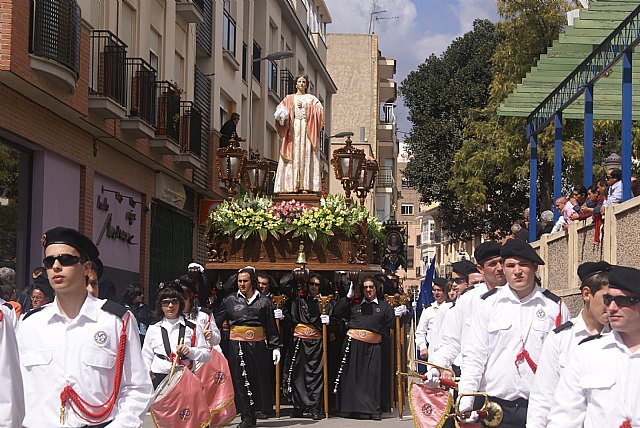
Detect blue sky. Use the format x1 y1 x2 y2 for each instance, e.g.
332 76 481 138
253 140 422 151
324 0 500 148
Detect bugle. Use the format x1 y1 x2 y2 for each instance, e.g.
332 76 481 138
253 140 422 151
455 393 503 427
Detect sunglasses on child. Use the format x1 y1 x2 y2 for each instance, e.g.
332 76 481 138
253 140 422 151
161 298 181 307
603 294 640 308
43 254 84 269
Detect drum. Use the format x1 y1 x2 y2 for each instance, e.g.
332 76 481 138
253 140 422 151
194 349 236 427
150 366 211 428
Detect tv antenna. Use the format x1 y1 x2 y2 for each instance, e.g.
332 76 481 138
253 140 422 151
369 0 398 34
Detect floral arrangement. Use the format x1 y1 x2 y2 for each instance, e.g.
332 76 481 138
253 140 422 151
208 194 384 246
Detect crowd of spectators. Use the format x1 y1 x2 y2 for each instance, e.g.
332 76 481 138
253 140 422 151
504 168 640 244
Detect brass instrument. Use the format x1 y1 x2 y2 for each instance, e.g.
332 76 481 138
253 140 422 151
455 393 504 427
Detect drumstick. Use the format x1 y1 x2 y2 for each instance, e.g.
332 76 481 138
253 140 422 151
168 337 184 383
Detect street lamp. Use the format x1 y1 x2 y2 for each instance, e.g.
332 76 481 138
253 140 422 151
331 132 365 206
355 159 379 206
247 50 295 152
216 137 247 202
244 149 270 196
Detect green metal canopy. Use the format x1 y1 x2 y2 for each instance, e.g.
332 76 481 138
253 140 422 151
498 0 640 120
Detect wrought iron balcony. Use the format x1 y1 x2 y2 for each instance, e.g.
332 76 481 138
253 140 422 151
30 0 81 74
178 101 202 156
380 103 396 124
89 30 128 116
280 69 294 100
376 166 394 187
125 58 157 125
156 81 181 144
268 59 278 93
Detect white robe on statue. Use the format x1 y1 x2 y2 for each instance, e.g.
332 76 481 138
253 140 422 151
274 93 323 193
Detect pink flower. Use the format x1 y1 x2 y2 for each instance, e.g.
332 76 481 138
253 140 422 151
275 214 281 220
286 218 291 223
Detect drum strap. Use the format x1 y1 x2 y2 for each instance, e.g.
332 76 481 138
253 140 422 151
161 323 197 369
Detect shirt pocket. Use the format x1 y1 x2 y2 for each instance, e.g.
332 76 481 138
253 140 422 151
580 373 615 402
21 350 53 392
488 318 511 333
81 350 117 392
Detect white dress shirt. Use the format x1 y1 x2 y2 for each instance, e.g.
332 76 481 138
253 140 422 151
0 305 24 428
415 300 443 351
0 298 17 329
426 300 454 357
142 315 211 375
603 180 622 206
430 284 489 369
459 284 571 401
527 310 609 428
17 294 153 428
188 308 222 352
547 331 640 428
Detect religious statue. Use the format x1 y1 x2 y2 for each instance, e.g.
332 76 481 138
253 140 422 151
273 74 324 193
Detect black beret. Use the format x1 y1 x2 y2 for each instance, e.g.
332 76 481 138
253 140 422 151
41 227 99 261
452 259 478 276
474 241 502 265
608 266 640 295
577 261 611 284
92 258 104 279
500 239 545 265
433 277 448 288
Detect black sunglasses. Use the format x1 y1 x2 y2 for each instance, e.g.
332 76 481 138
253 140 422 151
43 254 84 269
452 277 467 284
161 298 181 307
603 294 640 308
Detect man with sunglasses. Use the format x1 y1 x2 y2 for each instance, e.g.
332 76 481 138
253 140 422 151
17 227 153 428
457 239 570 426
528 261 611 428
547 265 640 428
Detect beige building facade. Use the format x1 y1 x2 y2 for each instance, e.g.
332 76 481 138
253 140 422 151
325 33 398 217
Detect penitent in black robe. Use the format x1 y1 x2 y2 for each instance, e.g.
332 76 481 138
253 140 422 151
333 298 394 416
283 294 333 413
215 291 281 422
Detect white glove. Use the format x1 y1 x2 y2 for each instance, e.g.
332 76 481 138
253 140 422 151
272 349 281 365
274 309 284 320
459 411 480 424
422 367 440 388
411 301 417 310
320 314 330 325
457 395 477 422
346 281 354 298
394 305 408 317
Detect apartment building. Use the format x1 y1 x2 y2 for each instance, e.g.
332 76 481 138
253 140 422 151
325 33 398 218
395 150 421 289
0 0 335 298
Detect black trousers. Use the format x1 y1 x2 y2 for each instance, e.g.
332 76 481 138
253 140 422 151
478 396 528 428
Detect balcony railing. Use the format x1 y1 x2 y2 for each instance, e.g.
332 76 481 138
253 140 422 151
377 166 394 187
380 103 396 124
89 30 128 107
280 69 294 100
179 101 202 156
156 81 181 144
30 0 81 75
126 58 157 126
268 59 278 93
222 9 236 55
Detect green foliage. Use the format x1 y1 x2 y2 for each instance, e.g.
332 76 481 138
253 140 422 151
207 194 383 247
400 19 501 239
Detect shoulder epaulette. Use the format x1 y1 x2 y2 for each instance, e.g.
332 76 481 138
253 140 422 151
185 319 196 329
553 320 573 334
460 285 475 296
199 308 211 315
21 305 45 321
481 288 498 300
3 302 12 310
578 334 602 345
542 289 561 303
101 300 128 319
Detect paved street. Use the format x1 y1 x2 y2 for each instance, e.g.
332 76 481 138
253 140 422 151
144 405 416 427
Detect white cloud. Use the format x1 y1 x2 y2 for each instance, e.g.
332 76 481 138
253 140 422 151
324 0 498 138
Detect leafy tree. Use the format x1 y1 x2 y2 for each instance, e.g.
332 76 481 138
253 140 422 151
400 19 501 239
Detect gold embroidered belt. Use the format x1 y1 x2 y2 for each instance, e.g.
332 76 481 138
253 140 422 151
347 328 382 344
230 325 265 342
293 323 321 340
